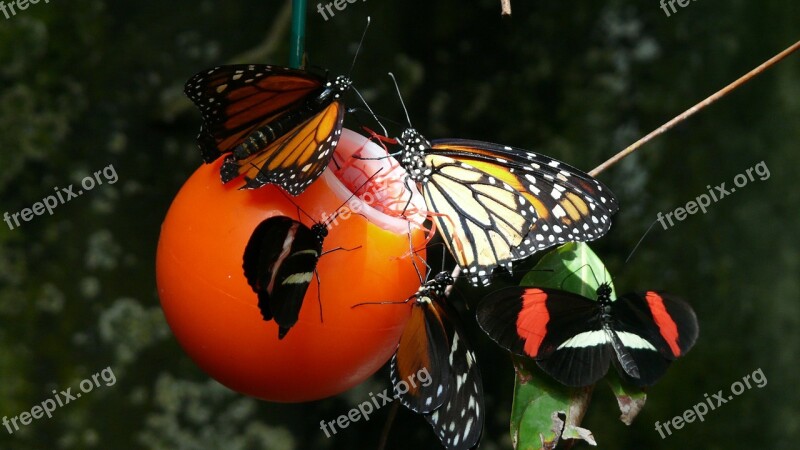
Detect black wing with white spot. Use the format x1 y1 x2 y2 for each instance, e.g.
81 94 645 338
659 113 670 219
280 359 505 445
242 216 323 339
423 300 484 450
390 296 451 413
421 154 537 286
431 139 618 258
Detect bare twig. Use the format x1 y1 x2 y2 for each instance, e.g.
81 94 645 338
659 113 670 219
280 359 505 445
589 39 800 176
377 400 400 450
161 0 293 121
444 266 461 297
500 0 511 16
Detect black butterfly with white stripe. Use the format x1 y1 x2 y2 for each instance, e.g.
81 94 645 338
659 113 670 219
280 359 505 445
243 216 329 339
477 282 698 387
243 170 379 339
387 271 484 450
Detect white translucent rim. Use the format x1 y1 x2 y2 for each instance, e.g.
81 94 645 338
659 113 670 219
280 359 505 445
321 129 425 235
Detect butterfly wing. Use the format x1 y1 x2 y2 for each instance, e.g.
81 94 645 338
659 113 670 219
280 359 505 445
431 139 618 256
242 216 321 339
228 100 344 194
185 65 345 195
423 299 484 450
610 291 699 386
391 298 451 413
477 287 613 387
185 65 325 161
421 154 537 286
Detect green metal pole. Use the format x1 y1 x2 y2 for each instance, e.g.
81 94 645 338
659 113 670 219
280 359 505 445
289 0 307 69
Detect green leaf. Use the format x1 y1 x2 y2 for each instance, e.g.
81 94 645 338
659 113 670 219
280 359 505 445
519 242 615 300
605 371 647 426
511 357 596 449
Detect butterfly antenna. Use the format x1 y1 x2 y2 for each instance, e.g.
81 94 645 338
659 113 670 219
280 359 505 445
405 221 431 284
322 167 384 227
388 72 413 128
346 107 404 129
275 187 317 224
347 16 371 77
624 218 661 264
352 87 388 136
558 263 603 291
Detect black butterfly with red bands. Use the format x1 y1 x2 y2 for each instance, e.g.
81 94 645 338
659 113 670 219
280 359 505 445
381 271 484 450
477 282 698 387
184 64 349 194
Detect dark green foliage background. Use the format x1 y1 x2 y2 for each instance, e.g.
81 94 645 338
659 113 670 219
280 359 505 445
1 0 798 449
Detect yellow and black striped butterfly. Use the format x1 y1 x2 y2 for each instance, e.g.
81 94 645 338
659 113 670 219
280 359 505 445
184 64 349 195
396 129 619 286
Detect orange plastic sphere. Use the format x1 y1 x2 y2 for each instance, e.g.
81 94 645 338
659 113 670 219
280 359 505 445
156 129 426 402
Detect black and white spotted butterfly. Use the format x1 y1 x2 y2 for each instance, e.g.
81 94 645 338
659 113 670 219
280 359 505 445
386 75 619 286
355 271 484 449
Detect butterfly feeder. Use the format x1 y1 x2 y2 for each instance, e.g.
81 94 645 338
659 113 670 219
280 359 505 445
156 129 428 402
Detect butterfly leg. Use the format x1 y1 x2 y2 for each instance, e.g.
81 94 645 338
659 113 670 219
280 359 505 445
315 269 323 323
319 245 362 257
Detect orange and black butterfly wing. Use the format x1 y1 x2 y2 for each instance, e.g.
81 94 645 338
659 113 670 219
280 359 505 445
185 64 325 162
423 299 484 450
227 99 345 194
391 298 451 413
431 139 618 257
185 64 347 195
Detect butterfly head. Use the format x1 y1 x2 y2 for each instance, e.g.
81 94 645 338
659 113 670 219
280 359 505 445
432 271 454 289
415 270 453 302
596 282 613 304
329 75 352 98
397 128 431 182
310 222 329 245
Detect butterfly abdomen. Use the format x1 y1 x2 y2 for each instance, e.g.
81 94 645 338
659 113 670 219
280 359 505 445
228 89 334 162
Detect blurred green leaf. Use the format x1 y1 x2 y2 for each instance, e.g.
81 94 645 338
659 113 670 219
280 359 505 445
511 357 596 449
519 242 615 300
605 371 647 426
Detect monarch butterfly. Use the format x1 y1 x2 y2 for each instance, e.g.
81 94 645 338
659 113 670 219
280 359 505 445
476 281 699 387
352 270 484 449
184 64 350 194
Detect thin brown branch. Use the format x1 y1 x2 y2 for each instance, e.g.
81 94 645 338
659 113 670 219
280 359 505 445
161 0 293 121
500 0 512 16
589 39 800 177
444 266 461 297
377 400 400 450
